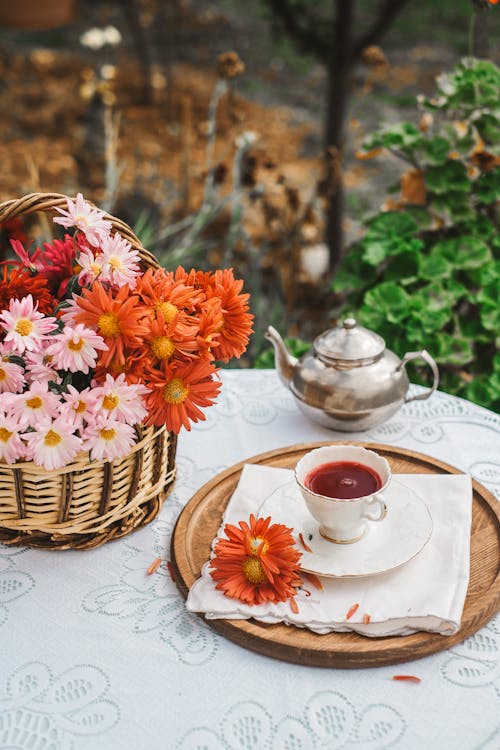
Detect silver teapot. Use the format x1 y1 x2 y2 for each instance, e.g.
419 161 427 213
265 318 439 431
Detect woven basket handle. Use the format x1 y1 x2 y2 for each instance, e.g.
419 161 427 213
0 192 160 271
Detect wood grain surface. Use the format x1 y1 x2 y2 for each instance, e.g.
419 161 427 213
170 442 500 668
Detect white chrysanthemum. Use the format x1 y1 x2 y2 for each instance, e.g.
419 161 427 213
0 295 57 354
7 381 61 429
54 193 112 247
90 373 149 425
82 416 136 462
22 417 83 470
44 324 108 374
0 411 27 464
0 357 25 394
99 232 141 290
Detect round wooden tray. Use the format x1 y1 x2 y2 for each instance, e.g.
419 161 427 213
170 442 500 668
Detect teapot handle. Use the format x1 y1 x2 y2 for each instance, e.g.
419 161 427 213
397 349 440 403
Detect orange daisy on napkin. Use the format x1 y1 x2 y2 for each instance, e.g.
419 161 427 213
210 514 302 606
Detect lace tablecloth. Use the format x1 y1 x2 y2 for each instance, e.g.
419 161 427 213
1 370 499 750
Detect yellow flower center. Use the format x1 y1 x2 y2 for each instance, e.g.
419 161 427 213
75 214 88 226
26 396 43 409
100 427 116 441
156 301 178 324
242 556 268 585
91 263 101 275
98 312 121 337
15 318 33 336
162 378 189 404
44 430 61 447
0 427 12 442
150 336 176 361
0 368 6 382
102 394 119 410
74 400 86 414
67 338 84 352
108 255 122 270
249 536 269 555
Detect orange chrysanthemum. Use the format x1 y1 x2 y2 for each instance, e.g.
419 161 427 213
210 514 302 606
71 282 148 367
0 265 56 315
142 309 199 366
204 269 254 363
136 267 203 322
144 358 220 433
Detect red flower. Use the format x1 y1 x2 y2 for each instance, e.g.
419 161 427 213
0 265 56 315
39 235 78 296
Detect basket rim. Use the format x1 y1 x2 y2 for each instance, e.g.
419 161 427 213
0 191 161 270
0 423 166 476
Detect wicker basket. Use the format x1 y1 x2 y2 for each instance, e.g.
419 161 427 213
0 192 177 550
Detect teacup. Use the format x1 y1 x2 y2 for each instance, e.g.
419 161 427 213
295 445 390 543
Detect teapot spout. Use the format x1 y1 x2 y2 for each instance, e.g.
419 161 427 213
264 325 298 388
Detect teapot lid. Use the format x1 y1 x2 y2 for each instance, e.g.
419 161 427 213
314 318 385 366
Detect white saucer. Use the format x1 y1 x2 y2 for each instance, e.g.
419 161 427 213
258 477 433 579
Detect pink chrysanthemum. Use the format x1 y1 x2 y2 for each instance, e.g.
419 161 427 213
0 411 27 464
24 350 62 386
53 193 112 247
60 385 97 429
0 357 25 394
99 232 141 290
22 417 83 470
0 295 58 354
7 381 61 429
77 249 104 287
82 416 136 462
90 373 149 424
44 324 108 374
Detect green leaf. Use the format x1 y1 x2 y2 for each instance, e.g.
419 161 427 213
475 169 500 205
475 113 500 145
422 136 451 166
434 335 474 366
361 282 411 325
477 280 500 331
365 211 419 239
417 250 452 281
466 377 500 410
331 246 377 293
425 160 470 194
431 193 475 223
383 252 419 284
366 123 422 151
435 236 491 269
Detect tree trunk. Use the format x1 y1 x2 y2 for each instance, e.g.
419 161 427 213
324 0 355 272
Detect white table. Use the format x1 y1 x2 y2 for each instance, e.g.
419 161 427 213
1 369 499 750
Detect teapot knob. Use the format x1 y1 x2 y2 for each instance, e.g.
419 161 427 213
343 318 357 330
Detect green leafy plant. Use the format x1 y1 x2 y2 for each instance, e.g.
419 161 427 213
333 58 500 411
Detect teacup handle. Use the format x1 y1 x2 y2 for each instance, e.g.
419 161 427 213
362 495 387 522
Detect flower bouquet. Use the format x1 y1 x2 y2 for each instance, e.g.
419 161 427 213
0 192 253 549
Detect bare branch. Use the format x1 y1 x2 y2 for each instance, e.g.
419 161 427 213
265 0 330 61
352 0 411 61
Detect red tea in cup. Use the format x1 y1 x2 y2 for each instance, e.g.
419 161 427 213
305 460 382 499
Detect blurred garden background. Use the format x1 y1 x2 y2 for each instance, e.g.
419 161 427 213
0 0 498 410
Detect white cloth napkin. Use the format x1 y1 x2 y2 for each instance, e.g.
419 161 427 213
186 464 473 637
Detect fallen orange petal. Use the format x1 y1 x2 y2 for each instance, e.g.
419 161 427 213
147 557 162 575
363 613 371 624
346 603 359 620
298 532 312 553
290 597 299 614
392 675 421 683
302 571 323 591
